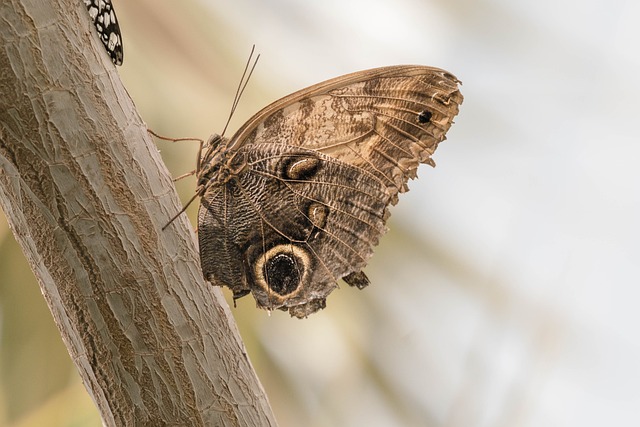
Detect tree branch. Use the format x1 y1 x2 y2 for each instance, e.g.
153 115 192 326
0 1 277 425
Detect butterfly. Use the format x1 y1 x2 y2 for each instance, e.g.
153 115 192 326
166 62 462 318
84 0 124 65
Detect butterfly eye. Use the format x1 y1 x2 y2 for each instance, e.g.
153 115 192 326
281 156 321 180
207 134 223 148
417 110 433 124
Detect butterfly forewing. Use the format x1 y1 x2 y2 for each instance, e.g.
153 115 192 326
232 66 462 203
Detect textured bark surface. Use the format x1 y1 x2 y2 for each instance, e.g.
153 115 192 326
0 1 277 426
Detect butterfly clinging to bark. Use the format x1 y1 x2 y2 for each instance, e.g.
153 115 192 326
166 61 463 318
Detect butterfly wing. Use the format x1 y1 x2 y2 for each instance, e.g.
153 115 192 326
199 144 393 317
230 65 463 203
84 0 124 65
199 66 462 317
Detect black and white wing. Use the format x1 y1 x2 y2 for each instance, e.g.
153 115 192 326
84 0 124 65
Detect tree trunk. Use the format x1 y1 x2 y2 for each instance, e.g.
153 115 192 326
0 1 277 425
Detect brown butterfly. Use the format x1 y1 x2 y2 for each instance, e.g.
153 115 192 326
168 63 462 318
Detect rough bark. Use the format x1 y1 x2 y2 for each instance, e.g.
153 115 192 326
0 1 277 426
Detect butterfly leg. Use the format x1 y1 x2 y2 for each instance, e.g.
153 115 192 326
147 129 205 180
147 129 204 145
171 170 197 182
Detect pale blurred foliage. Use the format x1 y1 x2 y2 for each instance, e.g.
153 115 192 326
2 0 640 426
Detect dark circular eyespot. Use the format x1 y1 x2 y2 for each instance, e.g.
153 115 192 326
253 245 310 298
417 110 433 124
264 253 301 295
282 155 321 180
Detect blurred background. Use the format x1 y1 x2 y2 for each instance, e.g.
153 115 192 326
1 0 639 426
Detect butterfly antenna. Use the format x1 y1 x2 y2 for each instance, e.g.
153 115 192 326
221 45 260 137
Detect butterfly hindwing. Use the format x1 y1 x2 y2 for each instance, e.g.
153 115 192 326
199 144 391 316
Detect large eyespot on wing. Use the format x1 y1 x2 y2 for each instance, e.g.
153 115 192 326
229 65 463 204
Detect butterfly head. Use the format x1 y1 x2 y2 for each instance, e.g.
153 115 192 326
197 134 247 190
